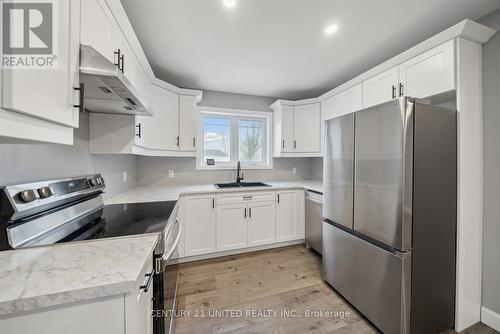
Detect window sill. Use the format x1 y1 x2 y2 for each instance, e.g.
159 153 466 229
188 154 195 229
196 164 273 171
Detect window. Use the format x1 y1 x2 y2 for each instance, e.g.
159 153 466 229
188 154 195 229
198 108 272 169
203 116 232 163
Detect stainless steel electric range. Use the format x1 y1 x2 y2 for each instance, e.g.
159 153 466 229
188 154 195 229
0 175 180 334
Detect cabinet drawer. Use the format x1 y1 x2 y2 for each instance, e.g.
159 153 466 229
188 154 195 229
217 191 275 205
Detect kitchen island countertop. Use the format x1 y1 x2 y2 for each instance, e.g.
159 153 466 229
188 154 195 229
0 234 158 316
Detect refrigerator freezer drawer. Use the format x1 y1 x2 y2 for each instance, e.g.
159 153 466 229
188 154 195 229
322 222 411 334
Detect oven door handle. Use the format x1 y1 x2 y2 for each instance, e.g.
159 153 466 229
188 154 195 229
163 219 181 261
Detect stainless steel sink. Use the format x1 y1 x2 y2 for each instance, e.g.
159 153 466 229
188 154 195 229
214 182 271 189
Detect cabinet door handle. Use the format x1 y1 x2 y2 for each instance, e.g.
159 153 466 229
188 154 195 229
114 49 121 69
244 208 247 218
120 54 125 73
243 196 253 200
140 270 155 293
193 137 196 147
392 85 396 99
399 83 404 97
73 83 85 113
249 207 252 218
294 140 297 149
277 194 280 203
136 123 142 138
176 136 180 146
212 198 215 209
282 140 285 149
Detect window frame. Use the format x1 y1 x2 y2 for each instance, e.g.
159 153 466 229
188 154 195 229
196 107 273 170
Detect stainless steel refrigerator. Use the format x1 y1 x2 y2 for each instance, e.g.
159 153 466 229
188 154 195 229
323 98 457 334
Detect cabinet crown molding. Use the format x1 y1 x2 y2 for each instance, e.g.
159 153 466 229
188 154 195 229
270 19 496 107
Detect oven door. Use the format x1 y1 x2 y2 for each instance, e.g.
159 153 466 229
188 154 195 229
154 217 181 334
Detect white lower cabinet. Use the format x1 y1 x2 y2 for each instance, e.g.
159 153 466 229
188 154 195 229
216 199 276 252
183 194 216 256
181 189 303 260
276 190 305 242
247 201 276 247
217 203 248 252
0 296 125 334
125 252 154 334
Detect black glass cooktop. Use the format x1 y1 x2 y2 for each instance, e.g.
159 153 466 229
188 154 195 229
61 201 177 242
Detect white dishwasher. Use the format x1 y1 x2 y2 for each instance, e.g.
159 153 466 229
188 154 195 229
305 190 323 255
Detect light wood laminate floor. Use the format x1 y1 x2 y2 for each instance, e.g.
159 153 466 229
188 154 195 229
174 245 497 334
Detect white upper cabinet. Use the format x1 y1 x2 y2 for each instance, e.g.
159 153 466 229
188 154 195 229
111 29 150 102
280 105 295 153
81 0 113 61
323 84 363 121
1 0 81 128
136 84 179 151
399 40 455 99
89 82 201 156
293 103 321 153
179 95 197 152
363 66 399 109
272 102 321 156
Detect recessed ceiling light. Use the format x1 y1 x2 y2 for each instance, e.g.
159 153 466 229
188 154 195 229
325 24 338 35
223 0 236 8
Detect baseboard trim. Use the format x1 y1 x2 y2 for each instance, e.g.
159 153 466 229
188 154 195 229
481 306 500 332
177 240 305 264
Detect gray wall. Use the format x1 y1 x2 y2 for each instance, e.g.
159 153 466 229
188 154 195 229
0 114 137 200
478 9 500 315
199 90 277 112
310 157 323 181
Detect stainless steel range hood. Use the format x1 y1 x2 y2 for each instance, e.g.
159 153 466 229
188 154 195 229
79 45 153 116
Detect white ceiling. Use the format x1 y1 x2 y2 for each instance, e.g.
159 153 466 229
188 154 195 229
122 0 500 100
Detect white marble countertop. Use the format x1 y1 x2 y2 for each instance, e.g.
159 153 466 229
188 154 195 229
105 180 323 205
0 234 158 316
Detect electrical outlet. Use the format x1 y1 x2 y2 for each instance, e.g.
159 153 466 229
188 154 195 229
122 171 128 183
292 167 297 175
168 170 175 178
